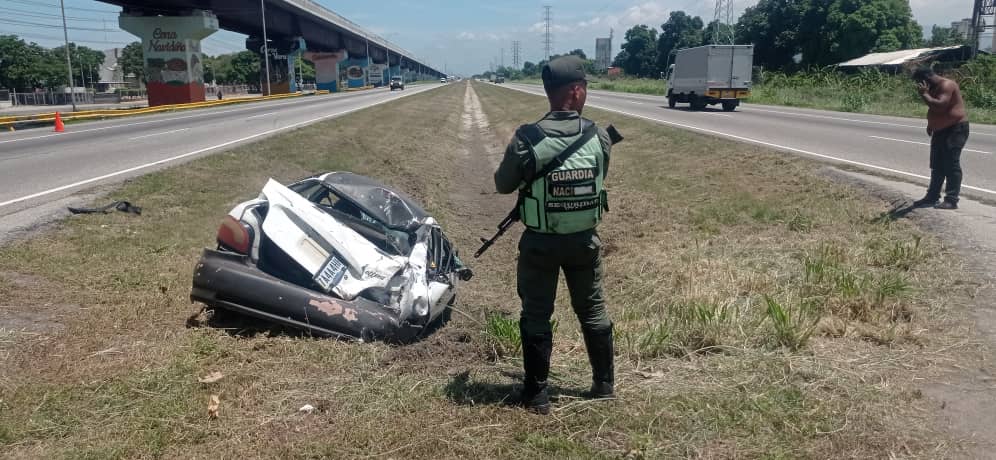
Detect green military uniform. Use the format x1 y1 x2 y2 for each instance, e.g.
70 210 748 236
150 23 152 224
493 56 616 414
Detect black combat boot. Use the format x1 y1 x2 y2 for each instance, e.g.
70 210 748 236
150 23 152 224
518 323 553 415
580 325 615 399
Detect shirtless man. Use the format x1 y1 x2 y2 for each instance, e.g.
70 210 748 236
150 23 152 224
912 67 970 210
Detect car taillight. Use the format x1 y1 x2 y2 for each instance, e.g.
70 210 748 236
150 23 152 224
217 216 251 255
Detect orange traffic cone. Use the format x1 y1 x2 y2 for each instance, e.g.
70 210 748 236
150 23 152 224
54 112 65 133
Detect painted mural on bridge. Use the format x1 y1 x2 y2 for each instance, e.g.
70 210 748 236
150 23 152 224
120 11 219 107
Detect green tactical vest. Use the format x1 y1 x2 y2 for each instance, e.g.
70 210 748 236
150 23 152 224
517 119 606 234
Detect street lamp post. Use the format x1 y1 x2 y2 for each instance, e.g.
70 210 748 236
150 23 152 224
58 0 77 111
260 0 272 95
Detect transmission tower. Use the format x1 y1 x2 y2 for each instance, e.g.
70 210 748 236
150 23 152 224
712 0 735 45
543 5 553 61
512 41 522 68
970 0 996 56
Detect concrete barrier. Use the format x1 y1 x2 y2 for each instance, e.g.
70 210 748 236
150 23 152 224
0 91 307 127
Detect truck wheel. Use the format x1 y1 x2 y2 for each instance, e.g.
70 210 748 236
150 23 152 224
722 101 738 112
690 97 707 111
668 96 677 108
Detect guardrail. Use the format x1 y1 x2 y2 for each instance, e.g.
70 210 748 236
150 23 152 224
0 91 318 127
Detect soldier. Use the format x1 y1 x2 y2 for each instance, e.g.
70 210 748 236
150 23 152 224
493 56 615 415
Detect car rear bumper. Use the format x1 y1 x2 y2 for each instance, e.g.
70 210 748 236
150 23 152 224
190 249 423 341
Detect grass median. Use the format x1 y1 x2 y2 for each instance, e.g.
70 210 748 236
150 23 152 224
0 80 976 458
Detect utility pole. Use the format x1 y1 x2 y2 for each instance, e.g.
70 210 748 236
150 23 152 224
58 0 77 111
501 48 504 69
260 0 272 95
512 40 522 69
543 5 553 61
970 0 996 57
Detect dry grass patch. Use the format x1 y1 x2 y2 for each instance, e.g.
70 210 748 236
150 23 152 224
0 81 977 459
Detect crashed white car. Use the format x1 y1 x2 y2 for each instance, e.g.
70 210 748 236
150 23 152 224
191 172 472 341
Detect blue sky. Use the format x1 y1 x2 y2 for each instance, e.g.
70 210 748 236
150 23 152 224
0 0 989 76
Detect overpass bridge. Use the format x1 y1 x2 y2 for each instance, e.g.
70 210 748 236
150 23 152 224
94 0 443 106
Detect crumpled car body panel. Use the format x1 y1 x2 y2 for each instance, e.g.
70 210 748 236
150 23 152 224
190 172 467 341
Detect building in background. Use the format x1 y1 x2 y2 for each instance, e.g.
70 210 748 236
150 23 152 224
952 18 974 38
595 31 612 70
98 48 130 92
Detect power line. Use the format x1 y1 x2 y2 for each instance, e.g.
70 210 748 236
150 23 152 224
1 0 118 14
7 30 132 46
1 5 118 22
0 17 126 33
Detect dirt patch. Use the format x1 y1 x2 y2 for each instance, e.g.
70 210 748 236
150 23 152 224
0 271 77 337
387 82 519 374
825 168 996 458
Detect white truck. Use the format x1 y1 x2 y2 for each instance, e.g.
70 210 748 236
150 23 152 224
666 45 754 112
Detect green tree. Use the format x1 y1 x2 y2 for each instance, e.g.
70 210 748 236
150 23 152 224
615 25 658 77
657 11 705 69
703 20 735 45
737 0 923 69
522 61 539 76
0 35 61 90
214 51 260 85
825 0 922 62
736 0 809 69
52 43 105 88
568 49 587 59
120 41 145 84
927 25 969 47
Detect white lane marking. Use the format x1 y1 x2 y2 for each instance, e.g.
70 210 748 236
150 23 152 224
577 100 996 197
869 135 992 154
707 112 733 118
629 101 643 105
745 107 926 129
0 87 435 209
128 128 189 140
743 109 993 138
0 90 389 145
245 111 278 120
511 83 996 138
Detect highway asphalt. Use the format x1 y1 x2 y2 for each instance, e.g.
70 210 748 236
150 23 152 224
504 83 996 200
0 84 443 238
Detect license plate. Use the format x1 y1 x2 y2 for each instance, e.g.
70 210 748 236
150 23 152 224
315 254 347 291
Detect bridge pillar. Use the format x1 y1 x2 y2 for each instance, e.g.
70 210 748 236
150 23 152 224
368 63 388 87
119 10 218 107
247 37 304 96
304 50 346 92
287 38 306 92
340 57 369 89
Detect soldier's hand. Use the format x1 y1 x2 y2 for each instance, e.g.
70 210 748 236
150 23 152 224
916 81 929 95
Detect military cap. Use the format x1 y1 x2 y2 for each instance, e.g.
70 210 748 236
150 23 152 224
542 55 587 91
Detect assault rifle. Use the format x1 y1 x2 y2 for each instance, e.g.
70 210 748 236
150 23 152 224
474 125 624 259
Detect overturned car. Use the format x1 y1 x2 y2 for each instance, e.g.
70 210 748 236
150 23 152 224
191 172 472 342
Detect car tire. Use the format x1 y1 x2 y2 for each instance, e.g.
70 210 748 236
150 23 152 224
668 96 677 108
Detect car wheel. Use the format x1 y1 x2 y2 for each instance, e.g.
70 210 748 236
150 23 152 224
722 101 738 112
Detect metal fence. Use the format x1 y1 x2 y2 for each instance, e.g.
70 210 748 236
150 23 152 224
11 91 95 106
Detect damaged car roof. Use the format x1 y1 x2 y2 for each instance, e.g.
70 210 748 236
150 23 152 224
321 172 428 230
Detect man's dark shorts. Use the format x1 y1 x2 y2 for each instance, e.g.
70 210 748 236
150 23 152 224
928 122 969 203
